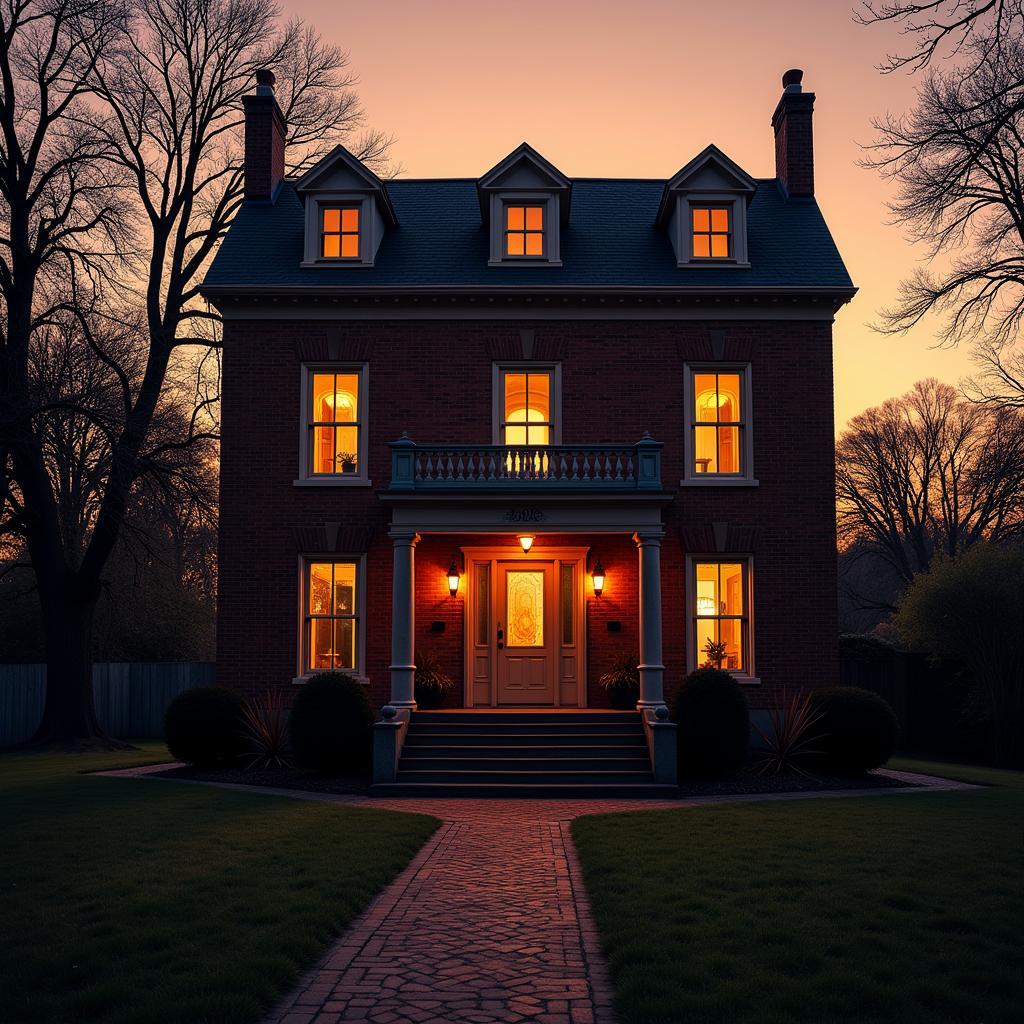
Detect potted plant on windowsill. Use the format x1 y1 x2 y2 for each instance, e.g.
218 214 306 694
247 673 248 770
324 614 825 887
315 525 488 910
414 650 455 709
336 451 358 474
599 652 641 710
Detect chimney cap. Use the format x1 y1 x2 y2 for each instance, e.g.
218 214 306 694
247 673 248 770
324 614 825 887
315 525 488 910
782 68 803 90
255 68 276 93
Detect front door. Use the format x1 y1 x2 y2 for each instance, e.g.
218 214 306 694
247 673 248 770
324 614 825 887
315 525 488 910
497 563 556 705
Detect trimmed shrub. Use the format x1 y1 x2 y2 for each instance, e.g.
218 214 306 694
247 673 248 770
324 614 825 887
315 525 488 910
672 668 750 777
808 686 898 774
290 671 374 775
164 686 246 767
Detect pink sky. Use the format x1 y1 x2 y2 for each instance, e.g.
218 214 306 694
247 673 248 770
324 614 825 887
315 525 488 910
288 0 974 430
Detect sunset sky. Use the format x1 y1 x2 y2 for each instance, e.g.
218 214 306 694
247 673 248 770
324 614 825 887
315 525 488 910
289 0 975 430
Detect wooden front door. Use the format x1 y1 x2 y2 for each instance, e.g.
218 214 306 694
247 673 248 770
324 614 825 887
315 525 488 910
497 563 556 705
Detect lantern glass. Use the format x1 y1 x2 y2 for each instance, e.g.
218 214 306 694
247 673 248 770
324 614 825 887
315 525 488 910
518 535 535 553
592 560 605 597
446 560 460 597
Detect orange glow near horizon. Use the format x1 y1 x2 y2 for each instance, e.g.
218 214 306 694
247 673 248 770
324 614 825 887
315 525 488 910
288 0 978 431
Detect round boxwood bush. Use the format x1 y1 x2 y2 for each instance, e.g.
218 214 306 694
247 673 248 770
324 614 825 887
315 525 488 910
671 667 750 777
808 686 898 774
164 686 247 767
290 671 374 775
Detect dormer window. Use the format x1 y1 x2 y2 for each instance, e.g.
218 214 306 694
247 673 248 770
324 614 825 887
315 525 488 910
505 204 545 257
691 206 731 259
478 144 570 267
321 206 360 259
656 145 755 269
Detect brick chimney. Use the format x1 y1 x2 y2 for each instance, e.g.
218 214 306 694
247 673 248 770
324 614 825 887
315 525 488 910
242 69 286 201
771 69 815 198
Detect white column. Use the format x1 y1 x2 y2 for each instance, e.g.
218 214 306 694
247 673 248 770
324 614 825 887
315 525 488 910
389 530 419 708
634 530 666 710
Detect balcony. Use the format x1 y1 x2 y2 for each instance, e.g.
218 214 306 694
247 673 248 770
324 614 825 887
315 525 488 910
389 434 662 492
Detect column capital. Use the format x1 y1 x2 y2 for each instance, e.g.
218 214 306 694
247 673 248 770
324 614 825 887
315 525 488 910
389 528 421 546
633 528 664 547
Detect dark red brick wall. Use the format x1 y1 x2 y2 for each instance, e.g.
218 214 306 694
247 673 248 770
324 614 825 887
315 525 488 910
217 318 839 711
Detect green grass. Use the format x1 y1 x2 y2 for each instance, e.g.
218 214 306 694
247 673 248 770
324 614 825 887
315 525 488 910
572 760 1023 1024
0 745 438 1024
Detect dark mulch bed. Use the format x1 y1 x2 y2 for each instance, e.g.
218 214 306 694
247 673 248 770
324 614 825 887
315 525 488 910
678 766 914 798
155 764 371 794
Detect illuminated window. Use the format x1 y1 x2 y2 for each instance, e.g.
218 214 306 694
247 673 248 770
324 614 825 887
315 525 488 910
500 369 553 445
691 368 746 476
691 206 730 259
504 204 545 257
321 205 360 259
693 560 748 673
305 561 359 673
304 366 366 479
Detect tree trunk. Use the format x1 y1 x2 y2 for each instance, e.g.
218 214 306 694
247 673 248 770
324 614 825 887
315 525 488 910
29 575 129 750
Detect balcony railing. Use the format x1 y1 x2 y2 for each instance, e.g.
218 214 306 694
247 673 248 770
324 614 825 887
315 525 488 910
389 434 662 491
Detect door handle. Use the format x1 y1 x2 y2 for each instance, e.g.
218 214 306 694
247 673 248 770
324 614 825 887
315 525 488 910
497 622 504 650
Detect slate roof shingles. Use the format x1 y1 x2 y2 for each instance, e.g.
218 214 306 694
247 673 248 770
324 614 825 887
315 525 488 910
203 178 853 291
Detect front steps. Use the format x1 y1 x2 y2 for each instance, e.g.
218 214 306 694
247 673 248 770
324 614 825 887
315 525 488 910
370 709 678 797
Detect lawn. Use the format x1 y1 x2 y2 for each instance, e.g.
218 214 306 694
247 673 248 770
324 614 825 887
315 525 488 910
0 745 438 1024
571 759 1024 1024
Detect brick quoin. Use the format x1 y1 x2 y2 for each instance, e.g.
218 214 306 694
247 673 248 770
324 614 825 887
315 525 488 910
216 318 839 711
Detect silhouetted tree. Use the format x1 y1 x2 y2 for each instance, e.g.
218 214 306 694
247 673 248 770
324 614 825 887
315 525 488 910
1 0 392 746
896 542 1024 766
836 380 1024 605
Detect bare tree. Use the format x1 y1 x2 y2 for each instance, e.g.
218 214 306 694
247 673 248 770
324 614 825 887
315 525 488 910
856 1 1024 74
1 0 391 745
836 379 1024 602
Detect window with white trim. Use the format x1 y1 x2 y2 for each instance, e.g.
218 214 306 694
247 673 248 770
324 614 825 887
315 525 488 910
495 366 561 446
691 559 751 674
303 560 360 673
683 364 755 483
299 364 369 483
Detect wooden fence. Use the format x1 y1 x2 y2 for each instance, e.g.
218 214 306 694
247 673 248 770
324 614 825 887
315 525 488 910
0 662 215 745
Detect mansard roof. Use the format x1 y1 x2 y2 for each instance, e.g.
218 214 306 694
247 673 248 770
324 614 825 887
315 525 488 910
204 168 853 295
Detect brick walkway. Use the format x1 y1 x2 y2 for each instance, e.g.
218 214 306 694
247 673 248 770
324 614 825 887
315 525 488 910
102 767 977 1024
264 797 688 1024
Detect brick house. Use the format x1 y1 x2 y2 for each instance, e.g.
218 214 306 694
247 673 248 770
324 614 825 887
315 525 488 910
202 68 855 793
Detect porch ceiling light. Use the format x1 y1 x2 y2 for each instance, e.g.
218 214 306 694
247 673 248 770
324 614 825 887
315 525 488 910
518 534 535 553
591 559 605 597
446 557 461 598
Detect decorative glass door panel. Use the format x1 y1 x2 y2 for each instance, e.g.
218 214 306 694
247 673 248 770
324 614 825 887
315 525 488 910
497 564 555 705
506 571 545 647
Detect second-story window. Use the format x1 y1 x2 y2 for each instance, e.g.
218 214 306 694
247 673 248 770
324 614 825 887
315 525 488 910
301 366 368 482
692 369 744 475
691 206 730 259
500 369 554 445
321 205 360 259
504 204 545 257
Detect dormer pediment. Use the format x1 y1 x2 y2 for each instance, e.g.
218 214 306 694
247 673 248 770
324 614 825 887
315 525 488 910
477 142 572 219
295 145 398 226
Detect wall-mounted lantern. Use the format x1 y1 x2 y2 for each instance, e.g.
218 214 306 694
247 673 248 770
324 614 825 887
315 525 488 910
446 556 461 598
518 534 535 553
591 558 605 597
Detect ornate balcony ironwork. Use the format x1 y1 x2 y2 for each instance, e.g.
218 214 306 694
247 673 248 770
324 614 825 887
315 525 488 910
389 434 662 491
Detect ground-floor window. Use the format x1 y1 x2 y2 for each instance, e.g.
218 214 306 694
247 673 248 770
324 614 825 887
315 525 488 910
303 560 360 673
690 558 751 674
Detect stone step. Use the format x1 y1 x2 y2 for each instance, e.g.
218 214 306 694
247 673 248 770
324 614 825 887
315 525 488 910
412 710 640 724
401 743 648 759
403 731 646 747
370 781 679 799
397 756 653 772
395 769 655 785
406 722 644 737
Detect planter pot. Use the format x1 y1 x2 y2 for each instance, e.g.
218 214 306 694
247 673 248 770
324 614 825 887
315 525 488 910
414 685 448 710
604 679 640 710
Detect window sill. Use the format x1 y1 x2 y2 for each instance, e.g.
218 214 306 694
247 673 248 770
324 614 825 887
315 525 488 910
677 260 751 269
679 477 759 487
299 259 375 269
733 674 761 686
294 478 373 488
488 258 563 267
292 673 369 686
